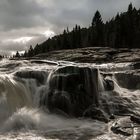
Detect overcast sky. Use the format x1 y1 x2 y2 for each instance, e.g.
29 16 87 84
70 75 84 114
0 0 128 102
0 0 139 55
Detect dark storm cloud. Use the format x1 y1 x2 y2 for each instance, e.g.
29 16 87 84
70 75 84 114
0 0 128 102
0 0 139 55
0 0 139 31
0 0 47 30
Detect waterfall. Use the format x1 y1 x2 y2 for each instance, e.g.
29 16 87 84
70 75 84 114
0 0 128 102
39 66 99 117
97 69 105 92
0 75 32 123
0 59 140 138
0 62 138 120
0 65 108 133
0 59 140 140
1 63 131 121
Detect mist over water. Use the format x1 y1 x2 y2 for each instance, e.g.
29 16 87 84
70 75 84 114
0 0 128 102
0 59 139 139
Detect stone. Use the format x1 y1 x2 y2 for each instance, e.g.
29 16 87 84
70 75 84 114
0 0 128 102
110 114 115 120
111 117 133 136
130 115 140 124
15 70 48 84
115 72 140 89
83 105 109 123
34 47 140 63
111 125 132 136
45 66 99 117
104 78 114 91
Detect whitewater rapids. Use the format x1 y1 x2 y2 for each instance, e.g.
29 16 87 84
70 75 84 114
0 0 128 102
0 59 139 140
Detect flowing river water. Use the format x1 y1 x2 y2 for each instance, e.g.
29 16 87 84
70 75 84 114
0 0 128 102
0 59 140 140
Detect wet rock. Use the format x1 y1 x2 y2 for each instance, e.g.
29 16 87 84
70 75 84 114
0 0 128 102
110 114 115 120
83 105 109 123
30 60 57 65
130 115 140 124
15 71 48 84
49 73 81 91
109 101 133 116
111 117 133 136
104 78 114 91
44 66 99 117
111 124 132 136
115 72 140 89
34 47 140 63
132 62 140 69
48 90 72 114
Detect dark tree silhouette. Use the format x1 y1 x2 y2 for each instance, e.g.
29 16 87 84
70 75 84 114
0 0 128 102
28 45 34 57
91 10 104 46
23 3 140 58
15 51 20 58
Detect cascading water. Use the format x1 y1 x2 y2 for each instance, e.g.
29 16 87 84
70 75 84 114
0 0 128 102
0 75 32 124
0 59 139 139
42 66 99 116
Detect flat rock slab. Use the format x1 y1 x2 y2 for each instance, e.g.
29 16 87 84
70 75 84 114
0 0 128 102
34 47 140 63
111 117 133 136
111 117 140 138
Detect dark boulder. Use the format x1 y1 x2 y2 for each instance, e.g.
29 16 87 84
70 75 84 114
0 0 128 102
130 115 140 124
109 114 115 120
111 125 132 136
111 117 133 136
49 73 81 91
48 90 72 114
83 105 109 123
15 71 48 84
104 78 114 91
44 66 99 117
115 72 140 89
132 62 140 69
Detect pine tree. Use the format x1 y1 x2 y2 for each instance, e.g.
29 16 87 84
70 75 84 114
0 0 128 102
15 51 20 58
92 11 103 27
128 3 133 14
23 50 28 57
28 45 34 57
91 10 104 46
62 29 70 49
114 13 121 48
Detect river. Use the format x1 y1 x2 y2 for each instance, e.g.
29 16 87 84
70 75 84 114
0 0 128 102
0 59 139 140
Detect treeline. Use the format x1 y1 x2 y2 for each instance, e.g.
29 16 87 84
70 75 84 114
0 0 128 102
15 3 140 58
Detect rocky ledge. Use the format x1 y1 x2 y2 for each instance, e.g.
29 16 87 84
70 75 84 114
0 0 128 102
34 47 140 63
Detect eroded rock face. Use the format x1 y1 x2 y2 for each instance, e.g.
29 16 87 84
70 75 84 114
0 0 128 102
35 47 140 63
130 115 140 124
115 72 140 89
111 118 132 136
83 105 109 123
111 116 140 137
15 71 48 84
44 66 99 117
104 78 114 91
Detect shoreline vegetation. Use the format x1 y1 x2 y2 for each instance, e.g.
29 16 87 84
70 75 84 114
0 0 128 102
15 3 140 61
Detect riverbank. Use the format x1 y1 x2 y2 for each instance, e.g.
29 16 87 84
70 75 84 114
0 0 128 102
33 47 140 63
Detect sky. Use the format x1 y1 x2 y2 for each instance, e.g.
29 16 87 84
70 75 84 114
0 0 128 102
0 0 139 56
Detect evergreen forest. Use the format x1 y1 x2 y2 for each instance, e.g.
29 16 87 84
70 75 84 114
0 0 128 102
16 3 140 57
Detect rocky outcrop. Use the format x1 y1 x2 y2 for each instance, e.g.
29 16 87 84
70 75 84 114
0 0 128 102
13 47 140 125
15 71 49 84
34 47 140 63
115 71 140 89
111 116 140 137
130 115 140 124
41 66 100 118
83 105 109 123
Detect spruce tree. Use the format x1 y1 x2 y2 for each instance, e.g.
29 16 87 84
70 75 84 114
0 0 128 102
91 10 104 46
15 51 20 58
